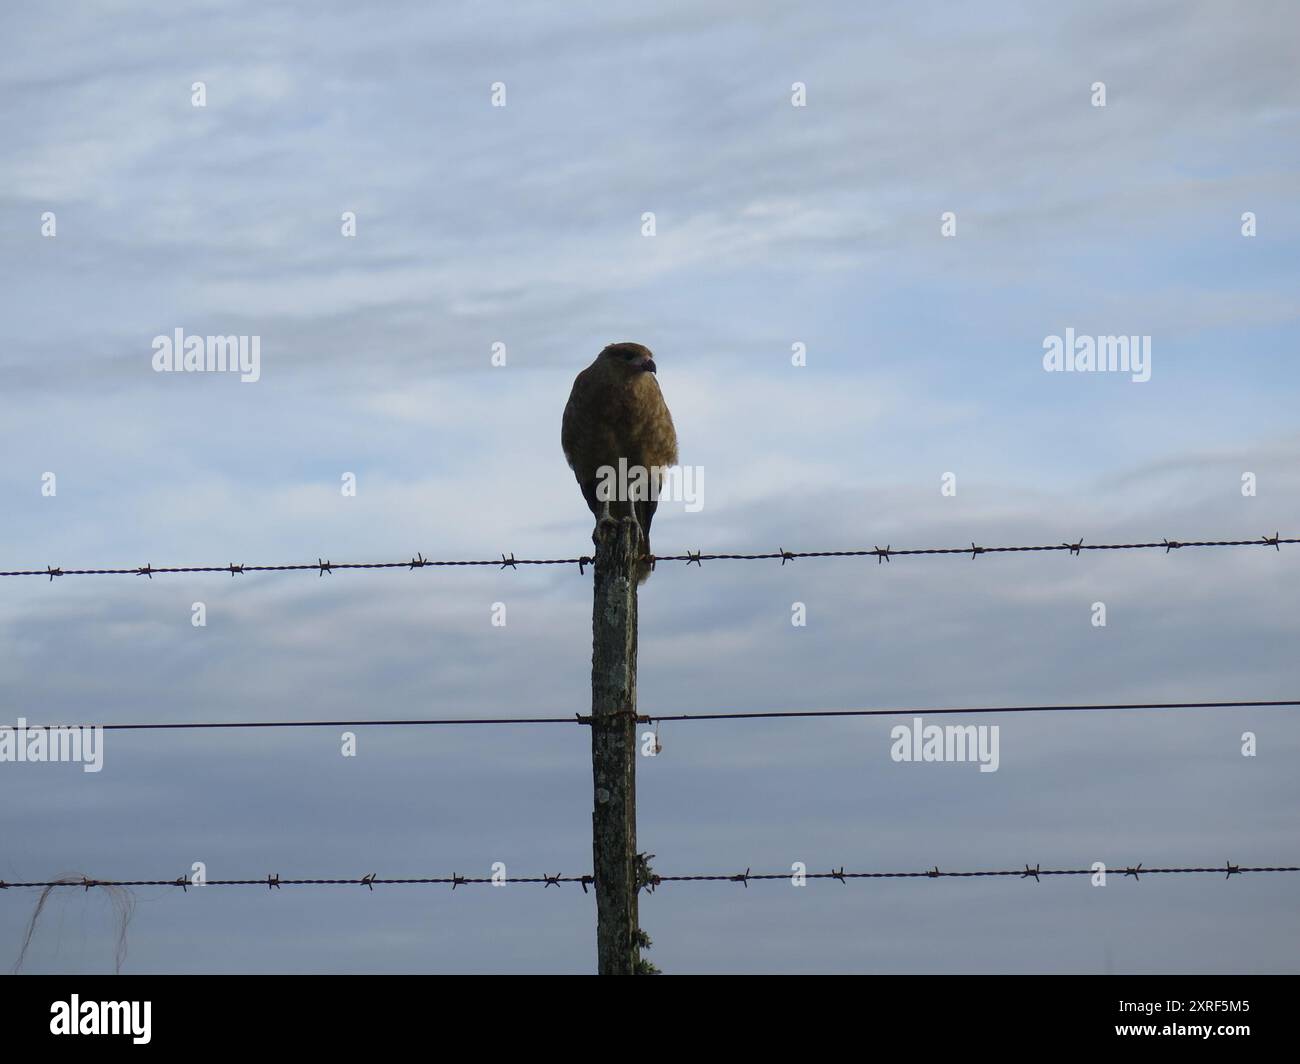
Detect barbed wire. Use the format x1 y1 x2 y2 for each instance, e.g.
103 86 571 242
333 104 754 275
643 862 1300 886
0 873 592 891
2 533 1295 580
4 862 1297 893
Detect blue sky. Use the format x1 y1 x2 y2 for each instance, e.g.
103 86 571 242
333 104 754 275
1 0 1297 972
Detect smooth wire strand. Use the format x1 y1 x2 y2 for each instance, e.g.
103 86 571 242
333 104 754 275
13 698 1299 733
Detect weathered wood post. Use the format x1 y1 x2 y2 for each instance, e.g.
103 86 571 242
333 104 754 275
589 516 640 975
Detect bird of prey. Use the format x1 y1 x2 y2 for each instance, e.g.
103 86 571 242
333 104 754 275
562 342 678 583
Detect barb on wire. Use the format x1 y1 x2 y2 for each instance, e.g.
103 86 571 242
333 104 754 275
3 532 1295 579
4 861 1295 893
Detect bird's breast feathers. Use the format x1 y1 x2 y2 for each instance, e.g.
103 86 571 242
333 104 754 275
562 361 678 476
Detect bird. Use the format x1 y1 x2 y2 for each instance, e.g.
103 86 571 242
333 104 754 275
562 342 678 583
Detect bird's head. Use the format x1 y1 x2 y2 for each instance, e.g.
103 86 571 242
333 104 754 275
599 342 657 376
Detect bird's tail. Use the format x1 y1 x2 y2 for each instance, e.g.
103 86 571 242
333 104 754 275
634 498 656 585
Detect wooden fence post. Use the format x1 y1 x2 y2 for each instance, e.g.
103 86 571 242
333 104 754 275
589 517 640 974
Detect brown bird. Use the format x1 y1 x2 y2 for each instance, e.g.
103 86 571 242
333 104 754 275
562 342 678 583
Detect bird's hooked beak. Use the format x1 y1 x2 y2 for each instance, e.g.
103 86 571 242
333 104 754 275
638 357 657 374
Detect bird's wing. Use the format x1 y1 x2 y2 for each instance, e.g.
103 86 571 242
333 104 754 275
560 369 590 472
